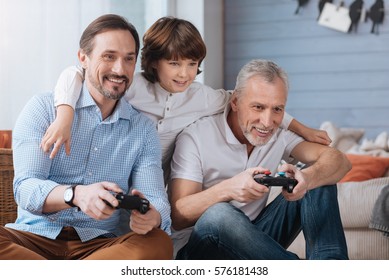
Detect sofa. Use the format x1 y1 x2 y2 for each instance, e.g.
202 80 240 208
268 122 389 259
2 122 388 259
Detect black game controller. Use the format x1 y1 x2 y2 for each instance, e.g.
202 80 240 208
114 193 150 214
254 171 298 193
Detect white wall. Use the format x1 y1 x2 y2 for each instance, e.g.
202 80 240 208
0 0 77 130
0 0 118 130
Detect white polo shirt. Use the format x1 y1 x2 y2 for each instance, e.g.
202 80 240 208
170 104 303 254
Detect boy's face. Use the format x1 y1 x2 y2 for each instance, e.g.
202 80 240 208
231 76 287 147
154 58 199 93
79 29 137 101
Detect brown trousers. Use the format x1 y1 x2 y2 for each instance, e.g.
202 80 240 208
0 226 173 260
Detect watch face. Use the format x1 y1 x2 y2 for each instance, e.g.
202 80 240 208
64 188 73 202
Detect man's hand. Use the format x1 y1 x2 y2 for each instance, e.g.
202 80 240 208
226 167 271 203
129 189 161 235
277 163 309 201
73 181 123 220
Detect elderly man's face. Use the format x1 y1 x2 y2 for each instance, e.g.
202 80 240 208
231 76 287 147
80 29 137 101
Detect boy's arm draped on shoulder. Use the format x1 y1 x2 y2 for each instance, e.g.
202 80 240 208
54 65 84 108
205 87 232 115
286 116 332 146
280 111 294 129
40 65 83 159
40 105 74 159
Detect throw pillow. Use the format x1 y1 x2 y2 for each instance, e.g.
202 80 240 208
340 154 389 183
359 131 388 151
320 121 364 152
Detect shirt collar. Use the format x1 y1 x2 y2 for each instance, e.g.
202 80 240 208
155 81 189 96
75 83 133 122
223 103 241 145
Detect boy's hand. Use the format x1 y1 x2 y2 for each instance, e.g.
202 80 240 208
288 119 332 146
40 105 74 159
303 128 332 146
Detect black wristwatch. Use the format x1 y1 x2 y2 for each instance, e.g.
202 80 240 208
64 185 78 207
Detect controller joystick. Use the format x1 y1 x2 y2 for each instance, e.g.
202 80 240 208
254 172 298 193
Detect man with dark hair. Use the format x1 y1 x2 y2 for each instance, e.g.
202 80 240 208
0 14 172 260
169 59 351 260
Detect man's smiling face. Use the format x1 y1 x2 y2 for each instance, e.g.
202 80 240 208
80 29 137 101
231 76 287 147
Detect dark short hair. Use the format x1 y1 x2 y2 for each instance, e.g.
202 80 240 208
141 16 207 83
79 14 140 57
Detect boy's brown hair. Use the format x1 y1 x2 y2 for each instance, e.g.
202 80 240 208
141 17 207 83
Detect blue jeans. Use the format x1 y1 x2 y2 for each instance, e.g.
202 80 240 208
176 185 348 260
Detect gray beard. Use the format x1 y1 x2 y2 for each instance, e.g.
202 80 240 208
243 129 271 147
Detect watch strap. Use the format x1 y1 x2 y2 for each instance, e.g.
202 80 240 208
65 185 78 207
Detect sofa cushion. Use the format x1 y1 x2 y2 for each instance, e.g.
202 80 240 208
346 131 389 157
340 154 389 182
338 177 389 228
288 228 389 260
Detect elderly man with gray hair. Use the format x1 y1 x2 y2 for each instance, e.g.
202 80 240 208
169 59 351 260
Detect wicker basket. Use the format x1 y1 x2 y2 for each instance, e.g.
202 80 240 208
0 148 17 225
